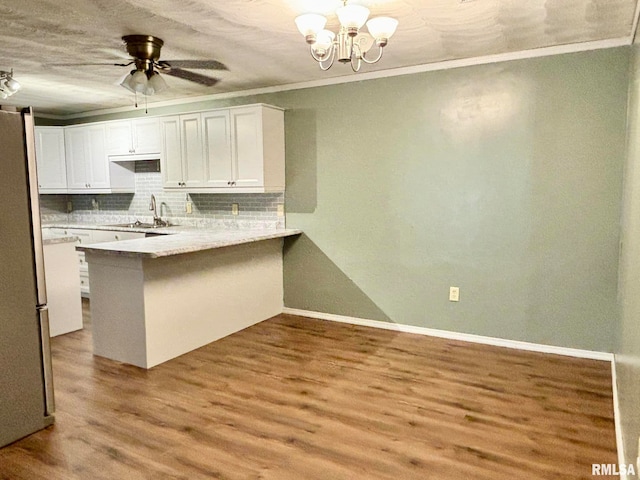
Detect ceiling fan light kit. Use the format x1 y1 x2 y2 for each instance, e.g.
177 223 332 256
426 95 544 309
117 35 225 98
0 70 21 99
120 68 169 96
295 0 398 72
119 35 169 97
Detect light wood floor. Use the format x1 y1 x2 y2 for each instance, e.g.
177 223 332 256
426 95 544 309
0 300 618 479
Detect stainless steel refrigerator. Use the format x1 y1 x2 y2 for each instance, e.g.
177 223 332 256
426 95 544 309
0 108 55 447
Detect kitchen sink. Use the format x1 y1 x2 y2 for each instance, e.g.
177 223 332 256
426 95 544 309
106 220 177 229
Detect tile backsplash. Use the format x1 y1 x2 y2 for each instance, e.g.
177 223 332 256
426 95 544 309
40 160 285 229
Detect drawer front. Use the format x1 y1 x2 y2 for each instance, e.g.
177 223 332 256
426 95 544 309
66 229 93 244
110 231 145 242
92 230 145 243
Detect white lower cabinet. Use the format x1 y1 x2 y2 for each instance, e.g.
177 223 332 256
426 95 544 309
43 240 83 336
53 228 145 296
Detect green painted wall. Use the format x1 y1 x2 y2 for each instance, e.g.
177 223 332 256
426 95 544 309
616 43 640 469
59 48 628 352
280 49 628 352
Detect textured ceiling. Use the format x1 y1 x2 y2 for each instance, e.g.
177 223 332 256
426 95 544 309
0 0 637 116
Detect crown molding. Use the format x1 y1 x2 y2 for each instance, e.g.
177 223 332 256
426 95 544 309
40 36 631 122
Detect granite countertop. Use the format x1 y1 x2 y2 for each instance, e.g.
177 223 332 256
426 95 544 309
44 223 187 235
75 228 302 259
41 230 79 246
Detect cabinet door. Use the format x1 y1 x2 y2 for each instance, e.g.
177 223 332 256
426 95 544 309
86 125 110 190
202 110 232 188
64 127 89 191
160 116 184 188
105 121 133 156
231 107 264 188
132 118 161 155
35 127 67 192
180 114 205 188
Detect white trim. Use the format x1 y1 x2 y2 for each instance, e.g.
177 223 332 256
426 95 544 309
45 37 630 122
611 358 628 480
282 307 614 361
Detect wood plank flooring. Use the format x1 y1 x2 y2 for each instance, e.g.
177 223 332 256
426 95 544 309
0 300 618 479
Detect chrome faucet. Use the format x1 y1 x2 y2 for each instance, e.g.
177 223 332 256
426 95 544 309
149 194 168 227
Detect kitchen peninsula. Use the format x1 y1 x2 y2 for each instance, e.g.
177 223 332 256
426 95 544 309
77 227 301 368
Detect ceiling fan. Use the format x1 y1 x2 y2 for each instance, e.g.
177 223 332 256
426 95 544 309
53 35 227 96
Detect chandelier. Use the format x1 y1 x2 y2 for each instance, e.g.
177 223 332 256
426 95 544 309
295 1 398 72
0 70 21 99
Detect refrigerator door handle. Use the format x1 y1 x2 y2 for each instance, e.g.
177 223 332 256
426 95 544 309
37 306 55 418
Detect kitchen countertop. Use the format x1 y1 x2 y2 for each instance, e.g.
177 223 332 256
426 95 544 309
44 223 188 235
72 227 301 259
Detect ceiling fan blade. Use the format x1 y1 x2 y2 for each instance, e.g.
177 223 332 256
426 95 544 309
163 68 220 86
47 62 132 67
161 60 228 71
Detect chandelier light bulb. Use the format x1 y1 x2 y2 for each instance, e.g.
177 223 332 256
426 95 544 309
295 13 327 43
312 29 336 56
366 17 399 45
336 4 370 35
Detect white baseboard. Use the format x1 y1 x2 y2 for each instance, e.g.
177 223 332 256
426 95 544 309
281 307 614 361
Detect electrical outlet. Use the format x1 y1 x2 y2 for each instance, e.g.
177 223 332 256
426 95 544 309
66 201 73 213
185 201 192 214
231 203 239 216
277 204 285 217
449 286 460 302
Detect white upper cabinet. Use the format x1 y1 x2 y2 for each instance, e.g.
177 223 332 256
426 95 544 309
181 114 206 188
37 103 283 195
202 110 232 188
106 118 161 158
105 122 132 156
65 124 134 194
162 104 284 193
34 127 67 193
64 126 92 191
160 114 206 189
230 106 264 189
